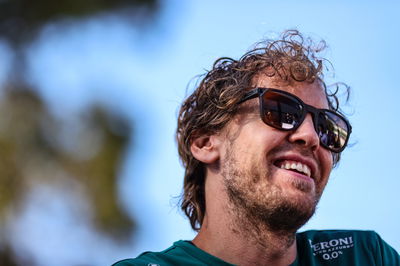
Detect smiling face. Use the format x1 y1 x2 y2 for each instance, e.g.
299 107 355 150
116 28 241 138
219 76 333 232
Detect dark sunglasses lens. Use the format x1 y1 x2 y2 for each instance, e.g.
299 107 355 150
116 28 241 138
262 91 303 130
317 111 349 152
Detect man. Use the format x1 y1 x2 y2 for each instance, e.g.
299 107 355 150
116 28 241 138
113 30 400 265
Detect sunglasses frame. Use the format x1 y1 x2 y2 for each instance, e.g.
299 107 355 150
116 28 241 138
238 87 352 152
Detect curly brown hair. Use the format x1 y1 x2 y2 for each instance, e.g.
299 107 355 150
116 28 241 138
176 30 349 231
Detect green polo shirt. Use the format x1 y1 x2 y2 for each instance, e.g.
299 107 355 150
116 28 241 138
112 230 400 265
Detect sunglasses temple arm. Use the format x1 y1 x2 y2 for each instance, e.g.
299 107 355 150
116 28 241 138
238 88 263 104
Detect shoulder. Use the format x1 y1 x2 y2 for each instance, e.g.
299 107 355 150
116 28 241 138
111 242 184 266
112 240 233 266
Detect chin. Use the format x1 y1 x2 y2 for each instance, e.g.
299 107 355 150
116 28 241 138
262 197 317 232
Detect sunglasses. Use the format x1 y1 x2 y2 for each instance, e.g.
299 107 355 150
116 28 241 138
238 88 352 152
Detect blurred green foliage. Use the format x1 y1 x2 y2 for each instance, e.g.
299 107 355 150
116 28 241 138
0 88 134 236
0 0 160 265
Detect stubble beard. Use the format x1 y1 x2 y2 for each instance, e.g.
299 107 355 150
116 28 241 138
222 144 322 238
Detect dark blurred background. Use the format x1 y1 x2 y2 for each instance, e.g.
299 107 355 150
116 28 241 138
0 1 160 265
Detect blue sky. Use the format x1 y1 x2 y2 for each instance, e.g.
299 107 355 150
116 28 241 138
2 1 400 265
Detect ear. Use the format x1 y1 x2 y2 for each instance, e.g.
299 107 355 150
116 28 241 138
190 134 221 164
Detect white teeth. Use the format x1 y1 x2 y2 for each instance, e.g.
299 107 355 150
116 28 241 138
305 167 311 177
279 161 311 177
296 163 303 172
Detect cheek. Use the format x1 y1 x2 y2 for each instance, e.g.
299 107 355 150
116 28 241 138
222 121 289 165
239 134 285 167
319 150 333 185
325 152 334 173
243 123 288 149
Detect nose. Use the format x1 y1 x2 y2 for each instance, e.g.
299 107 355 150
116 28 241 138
288 114 320 151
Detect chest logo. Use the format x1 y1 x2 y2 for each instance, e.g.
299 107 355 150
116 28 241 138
308 236 354 260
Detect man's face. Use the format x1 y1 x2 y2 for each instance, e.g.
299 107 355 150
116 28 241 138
219 77 333 232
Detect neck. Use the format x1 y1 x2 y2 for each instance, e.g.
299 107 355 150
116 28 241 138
192 173 298 266
193 220 297 266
